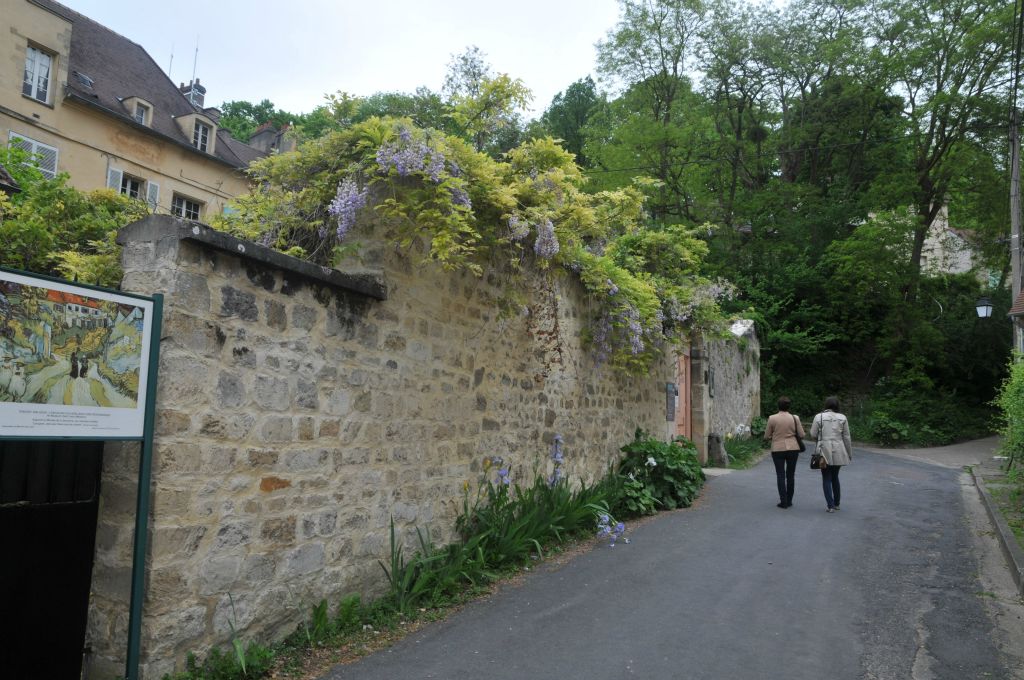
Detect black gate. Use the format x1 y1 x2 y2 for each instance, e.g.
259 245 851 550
0 440 104 680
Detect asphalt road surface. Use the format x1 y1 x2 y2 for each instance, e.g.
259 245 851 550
321 449 1020 680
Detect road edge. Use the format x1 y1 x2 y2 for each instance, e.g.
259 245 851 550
971 468 1024 599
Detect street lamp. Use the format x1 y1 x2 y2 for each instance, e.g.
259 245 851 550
976 296 994 318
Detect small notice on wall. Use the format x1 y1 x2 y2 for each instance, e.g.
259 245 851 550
0 269 155 439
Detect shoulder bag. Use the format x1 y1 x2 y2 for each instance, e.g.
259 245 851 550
792 414 805 452
809 413 827 469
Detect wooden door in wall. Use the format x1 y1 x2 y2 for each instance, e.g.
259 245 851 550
675 350 691 439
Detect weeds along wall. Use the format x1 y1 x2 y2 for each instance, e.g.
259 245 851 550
85 215 676 679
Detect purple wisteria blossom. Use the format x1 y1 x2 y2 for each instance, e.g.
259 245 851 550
623 305 644 355
508 214 530 241
327 178 368 240
534 219 559 259
448 185 472 208
376 126 447 182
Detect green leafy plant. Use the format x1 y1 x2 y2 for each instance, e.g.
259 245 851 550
310 599 330 644
0 146 147 286
335 593 363 632
612 430 705 516
996 354 1024 469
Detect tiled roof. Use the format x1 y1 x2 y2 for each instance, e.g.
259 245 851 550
1010 291 1024 318
31 0 264 170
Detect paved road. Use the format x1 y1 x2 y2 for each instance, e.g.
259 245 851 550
322 448 1020 680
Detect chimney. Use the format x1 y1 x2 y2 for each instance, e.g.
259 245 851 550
179 78 206 108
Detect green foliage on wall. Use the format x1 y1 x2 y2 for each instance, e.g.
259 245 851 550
215 117 728 371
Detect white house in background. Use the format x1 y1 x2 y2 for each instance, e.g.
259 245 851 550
921 204 990 283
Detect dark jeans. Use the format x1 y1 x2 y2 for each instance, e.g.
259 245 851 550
771 450 799 505
821 465 842 508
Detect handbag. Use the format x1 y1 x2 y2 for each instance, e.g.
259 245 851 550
809 413 827 469
792 415 805 452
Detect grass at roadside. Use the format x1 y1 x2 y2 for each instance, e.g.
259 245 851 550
724 436 766 469
988 481 1024 549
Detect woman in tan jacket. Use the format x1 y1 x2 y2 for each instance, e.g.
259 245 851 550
763 396 805 508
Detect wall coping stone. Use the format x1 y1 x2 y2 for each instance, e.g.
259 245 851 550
116 215 388 300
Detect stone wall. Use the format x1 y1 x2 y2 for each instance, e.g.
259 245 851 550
688 321 761 462
85 216 677 679
708 320 761 438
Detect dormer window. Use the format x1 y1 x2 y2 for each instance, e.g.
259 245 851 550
134 103 149 125
193 121 210 152
22 46 53 104
173 113 217 154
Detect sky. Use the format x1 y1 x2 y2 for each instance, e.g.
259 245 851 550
59 0 624 118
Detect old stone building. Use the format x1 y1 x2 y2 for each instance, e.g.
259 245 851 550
1 0 264 220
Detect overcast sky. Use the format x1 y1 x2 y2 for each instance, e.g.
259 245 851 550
59 0 624 118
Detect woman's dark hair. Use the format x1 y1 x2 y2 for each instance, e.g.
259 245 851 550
778 396 791 412
824 396 841 412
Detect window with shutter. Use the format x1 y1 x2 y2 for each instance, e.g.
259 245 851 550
8 132 58 179
120 175 142 199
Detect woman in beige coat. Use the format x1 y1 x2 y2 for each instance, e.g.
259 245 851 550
763 396 805 508
809 396 853 513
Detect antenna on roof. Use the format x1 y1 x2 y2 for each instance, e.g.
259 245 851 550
191 35 199 89
168 44 174 78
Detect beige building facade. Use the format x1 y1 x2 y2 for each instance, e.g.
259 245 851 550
1 0 263 220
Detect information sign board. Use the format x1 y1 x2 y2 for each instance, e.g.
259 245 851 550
0 269 155 439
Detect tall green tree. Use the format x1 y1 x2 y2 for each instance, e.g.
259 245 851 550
218 99 296 141
540 76 602 165
699 0 774 225
592 0 712 221
868 0 1014 282
443 46 533 155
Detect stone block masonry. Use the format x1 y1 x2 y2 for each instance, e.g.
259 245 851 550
85 216 676 679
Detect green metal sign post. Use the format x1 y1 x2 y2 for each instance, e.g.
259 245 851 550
125 292 162 680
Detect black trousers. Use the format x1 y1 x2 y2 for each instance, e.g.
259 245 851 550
771 450 800 504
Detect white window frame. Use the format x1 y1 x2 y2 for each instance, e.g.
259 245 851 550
22 45 53 104
134 103 150 125
171 194 202 220
120 174 143 200
9 132 58 179
193 121 210 152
